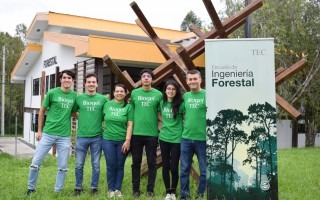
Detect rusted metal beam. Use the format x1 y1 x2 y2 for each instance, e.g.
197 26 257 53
275 67 285 76
276 93 301 119
275 59 307 86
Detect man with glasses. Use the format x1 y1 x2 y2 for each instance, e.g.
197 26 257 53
130 68 162 197
26 70 77 196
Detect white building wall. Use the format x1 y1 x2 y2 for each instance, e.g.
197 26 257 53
22 39 87 146
276 120 292 149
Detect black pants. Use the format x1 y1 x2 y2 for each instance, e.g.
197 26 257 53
159 140 181 194
131 135 158 193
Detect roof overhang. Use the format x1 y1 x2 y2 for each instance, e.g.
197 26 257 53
11 44 42 83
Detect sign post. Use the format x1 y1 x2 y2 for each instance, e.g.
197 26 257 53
205 39 278 199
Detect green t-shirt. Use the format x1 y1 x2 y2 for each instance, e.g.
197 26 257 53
159 101 183 143
130 87 162 136
42 87 77 137
103 100 133 141
182 89 206 141
75 93 107 137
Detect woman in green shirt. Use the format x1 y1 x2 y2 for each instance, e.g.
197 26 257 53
102 84 133 198
158 80 183 200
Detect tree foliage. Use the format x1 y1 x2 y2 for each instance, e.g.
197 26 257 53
0 29 25 134
180 10 203 32
220 0 320 146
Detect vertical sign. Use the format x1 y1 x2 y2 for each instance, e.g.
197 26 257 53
205 39 278 199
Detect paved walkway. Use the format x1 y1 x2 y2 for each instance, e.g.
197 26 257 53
0 137 35 158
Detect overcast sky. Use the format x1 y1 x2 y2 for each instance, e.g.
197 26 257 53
0 0 223 36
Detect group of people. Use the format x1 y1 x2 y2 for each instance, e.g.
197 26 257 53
26 68 206 200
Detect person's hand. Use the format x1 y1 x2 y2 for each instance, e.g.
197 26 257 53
36 132 42 141
121 140 130 153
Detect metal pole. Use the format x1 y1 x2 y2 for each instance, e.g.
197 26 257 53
244 0 252 38
1 45 5 136
15 115 17 156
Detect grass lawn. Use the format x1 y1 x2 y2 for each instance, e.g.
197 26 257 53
0 148 319 199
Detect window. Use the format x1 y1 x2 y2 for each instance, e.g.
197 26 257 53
31 113 38 132
33 78 40 96
45 74 56 94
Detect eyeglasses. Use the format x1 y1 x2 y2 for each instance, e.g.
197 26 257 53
166 87 176 91
141 74 152 78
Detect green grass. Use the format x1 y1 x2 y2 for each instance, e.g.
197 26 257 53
0 148 319 199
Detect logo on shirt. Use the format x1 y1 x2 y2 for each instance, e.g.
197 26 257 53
138 96 155 106
109 106 125 116
83 100 101 111
187 98 204 109
163 107 173 118
58 97 74 109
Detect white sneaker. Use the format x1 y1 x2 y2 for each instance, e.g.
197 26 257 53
165 193 172 200
108 191 115 198
115 190 122 197
170 193 177 200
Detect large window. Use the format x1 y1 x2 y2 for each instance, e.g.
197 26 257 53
45 74 56 94
33 78 40 96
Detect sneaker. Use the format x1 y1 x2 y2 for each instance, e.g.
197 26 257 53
91 188 98 195
170 193 177 200
108 190 115 198
165 193 172 200
26 189 36 196
115 190 122 197
147 191 154 197
133 191 140 197
74 188 82 196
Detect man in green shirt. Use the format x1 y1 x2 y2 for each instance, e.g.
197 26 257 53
180 70 206 200
74 73 107 196
130 68 162 197
26 70 77 196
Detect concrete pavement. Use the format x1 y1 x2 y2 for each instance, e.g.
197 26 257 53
0 137 35 158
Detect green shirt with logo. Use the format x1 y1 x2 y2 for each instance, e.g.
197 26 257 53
182 89 206 141
42 87 77 137
130 87 162 137
103 100 133 141
159 101 183 143
75 93 107 137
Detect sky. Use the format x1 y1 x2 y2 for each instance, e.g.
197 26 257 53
0 0 224 36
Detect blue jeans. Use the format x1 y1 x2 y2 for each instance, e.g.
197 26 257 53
27 133 71 192
102 139 128 191
75 136 102 190
180 139 206 198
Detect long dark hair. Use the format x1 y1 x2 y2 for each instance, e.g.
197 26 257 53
162 80 183 118
113 84 128 108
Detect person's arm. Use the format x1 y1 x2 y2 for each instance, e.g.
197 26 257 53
121 121 133 153
36 106 47 141
158 112 162 131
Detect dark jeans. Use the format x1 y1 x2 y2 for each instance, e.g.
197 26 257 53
131 135 158 193
159 140 180 194
180 139 206 198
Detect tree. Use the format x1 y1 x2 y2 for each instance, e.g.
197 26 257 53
0 30 25 134
15 23 27 45
180 11 203 32
221 0 320 146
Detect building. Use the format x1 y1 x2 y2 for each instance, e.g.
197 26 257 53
10 12 204 146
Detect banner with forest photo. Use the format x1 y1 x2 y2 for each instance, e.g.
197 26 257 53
205 39 278 200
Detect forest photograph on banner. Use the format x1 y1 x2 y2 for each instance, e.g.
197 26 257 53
205 39 278 200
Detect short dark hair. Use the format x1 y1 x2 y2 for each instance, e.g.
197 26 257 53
85 73 98 83
187 69 201 78
59 70 75 79
140 68 154 79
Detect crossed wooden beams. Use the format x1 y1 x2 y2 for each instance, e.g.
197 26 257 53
103 0 264 92
275 59 308 119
